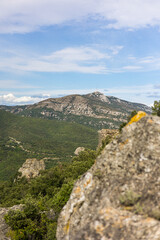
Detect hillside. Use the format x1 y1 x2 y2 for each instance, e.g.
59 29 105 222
0 110 98 181
0 92 151 129
0 113 159 240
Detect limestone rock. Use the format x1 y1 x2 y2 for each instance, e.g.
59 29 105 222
57 115 160 240
0 205 23 240
18 158 45 179
74 147 85 155
97 129 118 148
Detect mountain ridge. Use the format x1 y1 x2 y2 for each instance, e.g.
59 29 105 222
0 92 151 129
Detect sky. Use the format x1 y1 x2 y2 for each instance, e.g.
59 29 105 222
0 0 160 106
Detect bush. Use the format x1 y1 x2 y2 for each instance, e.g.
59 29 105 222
4 148 98 239
152 100 160 116
119 190 141 206
5 202 50 240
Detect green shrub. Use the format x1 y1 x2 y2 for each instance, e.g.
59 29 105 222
5 202 51 240
4 148 97 239
119 190 141 206
152 100 160 116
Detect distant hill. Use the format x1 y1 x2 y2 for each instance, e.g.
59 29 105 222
0 110 98 181
0 92 151 129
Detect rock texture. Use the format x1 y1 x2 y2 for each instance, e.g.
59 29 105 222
97 129 118 148
0 205 23 240
57 115 160 240
18 158 45 179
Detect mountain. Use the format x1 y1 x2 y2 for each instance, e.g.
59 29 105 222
0 92 151 129
0 110 98 181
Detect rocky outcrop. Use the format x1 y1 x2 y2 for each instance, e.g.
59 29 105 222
0 205 23 240
18 158 45 179
74 147 85 155
57 114 160 240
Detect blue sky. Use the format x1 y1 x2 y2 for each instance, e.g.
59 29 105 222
0 0 160 106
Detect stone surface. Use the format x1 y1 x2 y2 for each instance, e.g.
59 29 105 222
0 205 23 240
97 129 118 148
18 158 45 179
57 115 160 240
74 147 85 155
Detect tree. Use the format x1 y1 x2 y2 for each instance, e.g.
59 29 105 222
152 100 160 116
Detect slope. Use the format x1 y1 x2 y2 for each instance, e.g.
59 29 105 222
0 110 98 181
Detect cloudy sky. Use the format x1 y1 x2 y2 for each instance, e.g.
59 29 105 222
0 0 160 106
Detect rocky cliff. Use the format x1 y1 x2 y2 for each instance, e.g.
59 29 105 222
57 114 160 240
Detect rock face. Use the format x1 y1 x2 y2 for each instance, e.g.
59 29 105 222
18 158 45 179
0 205 23 240
57 115 160 240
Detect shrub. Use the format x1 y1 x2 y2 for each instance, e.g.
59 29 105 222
152 100 160 116
119 190 141 206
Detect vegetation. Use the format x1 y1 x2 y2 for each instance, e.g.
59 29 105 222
18 108 125 130
97 135 112 155
119 190 141 206
152 100 160 116
0 108 142 239
1 149 97 239
0 110 98 181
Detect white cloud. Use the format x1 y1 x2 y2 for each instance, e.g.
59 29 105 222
109 46 124 55
0 90 103 105
0 80 18 88
104 84 160 106
0 79 37 89
122 65 142 70
43 47 110 62
2 46 160 74
0 93 47 105
0 0 160 33
0 46 112 74
138 56 156 64
105 84 155 95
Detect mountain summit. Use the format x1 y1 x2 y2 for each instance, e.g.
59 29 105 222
85 91 110 103
0 92 151 129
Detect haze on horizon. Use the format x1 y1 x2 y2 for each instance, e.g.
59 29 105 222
0 0 160 106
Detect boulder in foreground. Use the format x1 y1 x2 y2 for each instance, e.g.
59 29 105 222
57 115 160 240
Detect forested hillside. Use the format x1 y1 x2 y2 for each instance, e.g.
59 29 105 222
0 110 98 181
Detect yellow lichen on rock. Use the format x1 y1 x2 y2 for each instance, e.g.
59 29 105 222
64 220 70 234
127 111 147 125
